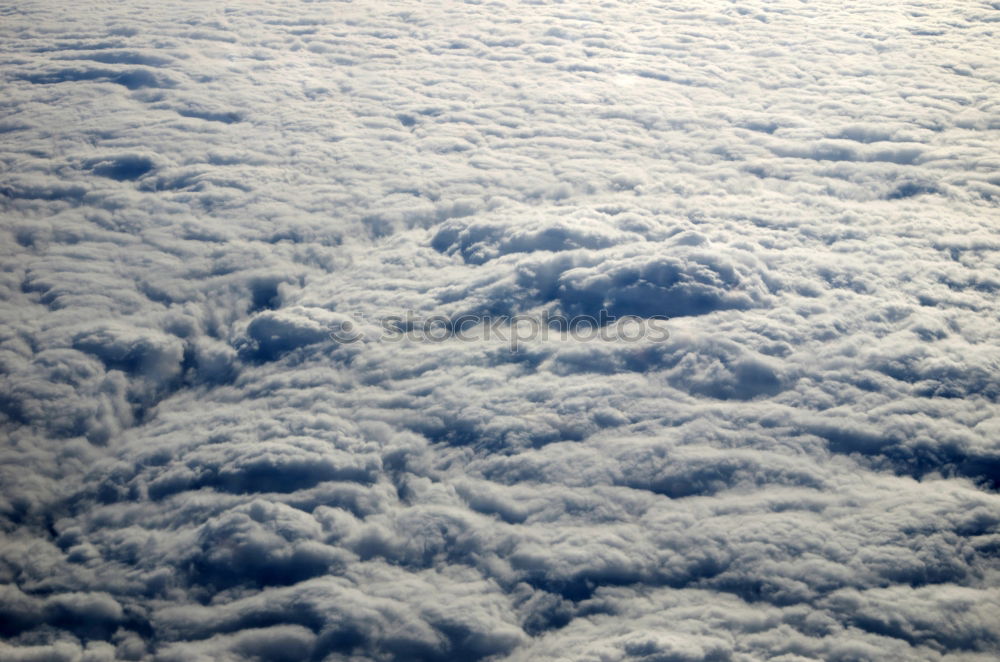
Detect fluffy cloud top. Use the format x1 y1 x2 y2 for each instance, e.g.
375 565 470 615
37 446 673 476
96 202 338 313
1 1 998 661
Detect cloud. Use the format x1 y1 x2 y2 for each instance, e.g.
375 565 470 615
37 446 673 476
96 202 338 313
1 0 999 660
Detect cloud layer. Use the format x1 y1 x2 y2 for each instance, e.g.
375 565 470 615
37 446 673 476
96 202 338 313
1 0 999 660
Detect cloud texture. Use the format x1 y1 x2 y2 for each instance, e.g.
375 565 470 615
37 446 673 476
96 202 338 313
1 0 999 660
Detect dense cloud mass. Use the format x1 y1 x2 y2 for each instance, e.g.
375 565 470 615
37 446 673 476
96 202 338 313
2 0 999 659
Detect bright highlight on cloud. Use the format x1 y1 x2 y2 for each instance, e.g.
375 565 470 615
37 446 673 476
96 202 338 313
1 0 999 660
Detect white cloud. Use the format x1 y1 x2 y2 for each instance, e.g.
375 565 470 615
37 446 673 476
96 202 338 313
1 0 999 660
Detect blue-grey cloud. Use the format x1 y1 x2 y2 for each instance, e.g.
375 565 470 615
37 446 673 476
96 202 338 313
1 0 999 660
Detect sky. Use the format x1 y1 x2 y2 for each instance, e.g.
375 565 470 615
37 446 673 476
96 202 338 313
1 0 999 660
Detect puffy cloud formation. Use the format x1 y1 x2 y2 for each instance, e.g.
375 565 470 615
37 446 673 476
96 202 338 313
1 0 999 660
